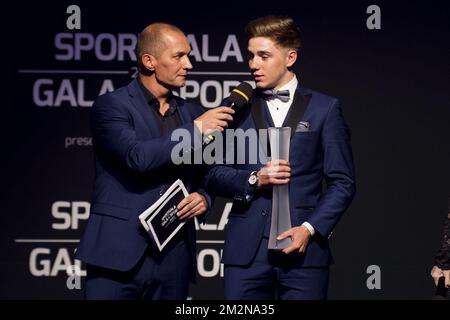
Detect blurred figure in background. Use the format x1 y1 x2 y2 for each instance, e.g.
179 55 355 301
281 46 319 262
430 198 450 298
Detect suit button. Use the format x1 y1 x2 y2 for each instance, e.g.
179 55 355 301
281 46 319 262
261 210 267 216
159 187 166 196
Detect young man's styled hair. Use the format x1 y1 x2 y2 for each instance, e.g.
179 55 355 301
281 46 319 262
245 15 302 50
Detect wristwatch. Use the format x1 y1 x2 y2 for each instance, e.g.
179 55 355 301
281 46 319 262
248 171 259 187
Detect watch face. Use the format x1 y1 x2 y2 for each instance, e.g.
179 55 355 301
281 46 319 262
249 175 257 185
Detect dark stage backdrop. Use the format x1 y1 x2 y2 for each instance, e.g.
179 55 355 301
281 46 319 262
1 0 449 299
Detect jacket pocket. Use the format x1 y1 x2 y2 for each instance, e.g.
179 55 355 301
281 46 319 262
228 213 247 218
90 202 132 221
292 130 318 138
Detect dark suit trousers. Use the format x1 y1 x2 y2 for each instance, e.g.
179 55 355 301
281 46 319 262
224 237 329 300
84 236 192 300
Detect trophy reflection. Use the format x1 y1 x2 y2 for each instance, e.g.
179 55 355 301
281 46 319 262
268 127 292 250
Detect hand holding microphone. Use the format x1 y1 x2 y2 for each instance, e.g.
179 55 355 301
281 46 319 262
194 106 235 134
194 82 253 142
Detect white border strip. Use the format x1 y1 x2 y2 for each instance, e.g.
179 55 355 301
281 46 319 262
15 239 80 243
18 69 129 75
18 69 251 76
15 239 225 244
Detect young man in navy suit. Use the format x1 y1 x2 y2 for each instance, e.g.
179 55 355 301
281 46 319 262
76 22 234 299
205 15 356 299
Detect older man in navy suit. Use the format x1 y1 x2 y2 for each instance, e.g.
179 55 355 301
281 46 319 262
76 22 234 299
205 15 356 299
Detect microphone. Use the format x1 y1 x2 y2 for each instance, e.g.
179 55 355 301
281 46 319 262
202 82 253 146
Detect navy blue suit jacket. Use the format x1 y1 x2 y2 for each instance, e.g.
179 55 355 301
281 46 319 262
205 85 356 267
76 79 209 272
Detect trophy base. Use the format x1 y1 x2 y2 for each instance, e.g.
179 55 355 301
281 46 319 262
267 237 292 250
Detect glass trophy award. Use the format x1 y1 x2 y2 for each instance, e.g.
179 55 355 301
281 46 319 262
268 127 292 250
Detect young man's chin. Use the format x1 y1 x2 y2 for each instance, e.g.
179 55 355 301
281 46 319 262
254 81 266 89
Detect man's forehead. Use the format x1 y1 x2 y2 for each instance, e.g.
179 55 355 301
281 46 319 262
248 40 278 54
160 32 189 52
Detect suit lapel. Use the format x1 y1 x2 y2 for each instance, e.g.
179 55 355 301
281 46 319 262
251 87 312 158
176 99 192 124
250 92 270 157
127 79 161 137
283 88 312 138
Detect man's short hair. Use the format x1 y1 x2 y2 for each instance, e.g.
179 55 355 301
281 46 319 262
136 22 185 73
245 15 302 50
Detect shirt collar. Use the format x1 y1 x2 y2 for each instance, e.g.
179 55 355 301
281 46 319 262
137 77 178 116
277 74 298 102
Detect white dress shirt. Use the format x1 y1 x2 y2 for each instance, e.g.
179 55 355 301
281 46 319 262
266 74 298 127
